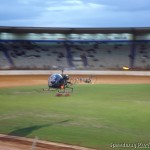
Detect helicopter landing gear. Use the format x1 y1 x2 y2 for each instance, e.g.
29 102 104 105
58 86 73 93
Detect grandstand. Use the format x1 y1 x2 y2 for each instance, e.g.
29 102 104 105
0 27 150 70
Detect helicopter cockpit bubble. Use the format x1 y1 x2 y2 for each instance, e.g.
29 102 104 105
48 74 63 88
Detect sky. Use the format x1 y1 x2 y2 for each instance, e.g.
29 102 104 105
0 0 150 28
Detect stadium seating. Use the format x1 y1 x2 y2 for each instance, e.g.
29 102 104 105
0 50 11 69
134 43 150 70
0 41 69 70
68 42 131 70
0 41 150 70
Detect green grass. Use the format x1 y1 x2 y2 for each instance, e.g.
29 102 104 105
0 84 150 149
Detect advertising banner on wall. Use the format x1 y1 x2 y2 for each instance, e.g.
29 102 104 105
0 33 134 41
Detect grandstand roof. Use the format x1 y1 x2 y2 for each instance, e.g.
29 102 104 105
0 26 150 34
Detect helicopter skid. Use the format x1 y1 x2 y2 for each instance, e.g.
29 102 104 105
58 87 73 93
43 88 56 92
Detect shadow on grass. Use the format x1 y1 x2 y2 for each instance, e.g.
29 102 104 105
8 119 70 136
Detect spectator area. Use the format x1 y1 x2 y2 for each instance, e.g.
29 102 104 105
134 42 150 70
0 41 150 70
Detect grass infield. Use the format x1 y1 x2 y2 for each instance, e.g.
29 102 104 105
0 84 150 149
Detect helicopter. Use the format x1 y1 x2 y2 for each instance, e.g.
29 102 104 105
43 69 73 96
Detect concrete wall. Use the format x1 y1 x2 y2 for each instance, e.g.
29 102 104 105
0 70 150 76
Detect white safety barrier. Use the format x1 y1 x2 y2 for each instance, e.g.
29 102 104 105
0 70 150 76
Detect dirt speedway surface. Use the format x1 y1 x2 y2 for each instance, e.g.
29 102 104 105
0 74 150 150
0 75 150 88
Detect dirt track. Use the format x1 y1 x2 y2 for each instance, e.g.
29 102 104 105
0 74 150 150
0 75 150 88
0 134 95 150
